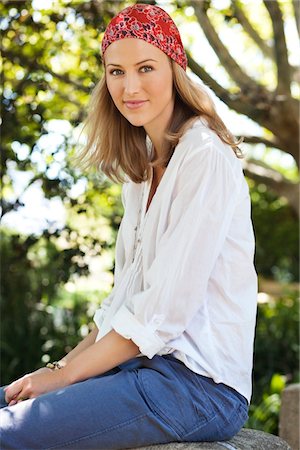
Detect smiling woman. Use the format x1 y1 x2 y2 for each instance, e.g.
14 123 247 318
0 4 257 450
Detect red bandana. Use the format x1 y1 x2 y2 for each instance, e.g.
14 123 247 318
102 4 187 71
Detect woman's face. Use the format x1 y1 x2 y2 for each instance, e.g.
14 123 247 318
104 38 174 135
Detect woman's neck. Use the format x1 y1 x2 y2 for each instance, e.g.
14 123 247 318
145 127 166 159
144 97 175 158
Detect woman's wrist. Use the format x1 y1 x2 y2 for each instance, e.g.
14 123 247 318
50 364 72 389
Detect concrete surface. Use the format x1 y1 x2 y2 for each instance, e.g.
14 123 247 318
133 428 291 449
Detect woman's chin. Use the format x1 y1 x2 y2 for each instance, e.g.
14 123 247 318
125 117 146 128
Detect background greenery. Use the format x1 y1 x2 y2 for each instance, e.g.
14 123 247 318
1 0 299 436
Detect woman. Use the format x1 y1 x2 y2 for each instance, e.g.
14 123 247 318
0 4 258 449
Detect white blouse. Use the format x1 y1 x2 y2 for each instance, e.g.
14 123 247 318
94 119 258 403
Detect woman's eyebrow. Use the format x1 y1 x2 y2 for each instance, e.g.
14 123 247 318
106 59 158 67
135 58 158 66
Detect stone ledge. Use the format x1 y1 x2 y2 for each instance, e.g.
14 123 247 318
133 428 291 449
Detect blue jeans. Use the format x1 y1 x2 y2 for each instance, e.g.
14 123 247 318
0 354 248 449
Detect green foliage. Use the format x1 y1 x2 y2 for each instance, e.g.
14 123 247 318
245 291 299 434
247 374 286 435
250 181 299 282
1 2 126 388
253 291 299 396
0 227 89 384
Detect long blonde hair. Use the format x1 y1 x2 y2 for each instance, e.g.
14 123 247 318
78 60 243 183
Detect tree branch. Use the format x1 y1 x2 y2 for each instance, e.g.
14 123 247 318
189 0 260 91
263 0 292 95
242 135 285 152
186 51 230 98
244 158 299 217
0 174 41 219
187 51 270 121
233 3 274 60
187 51 299 162
292 0 300 37
1 49 91 94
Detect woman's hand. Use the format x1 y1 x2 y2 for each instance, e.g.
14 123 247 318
4 367 68 406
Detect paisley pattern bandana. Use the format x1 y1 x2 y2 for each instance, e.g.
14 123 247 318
101 4 187 71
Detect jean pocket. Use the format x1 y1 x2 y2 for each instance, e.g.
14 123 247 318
139 362 216 438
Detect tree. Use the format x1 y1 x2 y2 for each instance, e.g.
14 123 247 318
187 0 299 216
1 0 299 225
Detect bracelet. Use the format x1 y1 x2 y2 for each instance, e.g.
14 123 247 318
46 361 64 370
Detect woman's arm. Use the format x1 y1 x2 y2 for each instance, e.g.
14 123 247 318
57 327 99 367
63 329 140 384
4 329 140 404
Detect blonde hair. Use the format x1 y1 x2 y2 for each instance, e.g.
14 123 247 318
78 60 243 183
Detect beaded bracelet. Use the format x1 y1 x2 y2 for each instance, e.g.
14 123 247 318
46 361 64 370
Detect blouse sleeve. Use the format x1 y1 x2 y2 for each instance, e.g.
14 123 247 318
111 143 242 358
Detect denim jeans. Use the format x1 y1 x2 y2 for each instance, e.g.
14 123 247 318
0 354 248 449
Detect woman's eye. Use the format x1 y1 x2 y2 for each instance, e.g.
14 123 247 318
110 69 123 76
140 66 153 73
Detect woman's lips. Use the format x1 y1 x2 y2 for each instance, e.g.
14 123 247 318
124 100 148 110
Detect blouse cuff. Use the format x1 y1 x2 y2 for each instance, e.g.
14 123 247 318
93 307 106 328
111 304 165 359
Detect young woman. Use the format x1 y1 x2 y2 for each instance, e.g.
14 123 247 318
0 4 258 449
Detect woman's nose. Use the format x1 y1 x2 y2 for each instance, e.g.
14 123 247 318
124 73 140 95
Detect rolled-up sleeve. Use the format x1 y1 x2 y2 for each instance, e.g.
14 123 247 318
111 304 166 356
111 143 241 358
